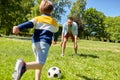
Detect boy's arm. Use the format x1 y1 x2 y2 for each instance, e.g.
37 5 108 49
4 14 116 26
13 26 20 34
18 21 34 31
13 21 34 34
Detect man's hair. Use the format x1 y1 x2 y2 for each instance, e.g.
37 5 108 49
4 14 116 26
68 17 74 21
39 0 53 14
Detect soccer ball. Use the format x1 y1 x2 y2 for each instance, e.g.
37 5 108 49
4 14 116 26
48 66 61 78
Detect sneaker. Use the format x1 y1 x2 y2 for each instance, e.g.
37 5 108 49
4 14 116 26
12 59 26 80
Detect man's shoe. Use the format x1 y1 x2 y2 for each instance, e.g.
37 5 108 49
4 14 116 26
61 53 64 57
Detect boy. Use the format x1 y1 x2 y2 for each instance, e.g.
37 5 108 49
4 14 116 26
12 0 58 80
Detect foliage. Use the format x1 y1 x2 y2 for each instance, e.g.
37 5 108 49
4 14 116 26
83 8 105 40
29 0 71 20
68 0 86 18
68 0 86 39
1 0 120 43
51 0 71 21
0 37 120 80
0 0 34 35
104 16 120 42
0 0 71 35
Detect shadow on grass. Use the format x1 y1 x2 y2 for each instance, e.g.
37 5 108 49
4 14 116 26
76 74 102 80
57 74 101 80
70 53 99 59
2 36 31 40
58 75 65 79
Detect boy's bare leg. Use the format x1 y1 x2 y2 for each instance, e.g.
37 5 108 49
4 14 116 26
35 69 42 80
26 62 44 80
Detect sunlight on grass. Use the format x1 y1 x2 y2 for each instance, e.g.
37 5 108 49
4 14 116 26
0 37 120 80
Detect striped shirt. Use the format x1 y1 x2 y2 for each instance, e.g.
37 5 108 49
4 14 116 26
18 14 58 45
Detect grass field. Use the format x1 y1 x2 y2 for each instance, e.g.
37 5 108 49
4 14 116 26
0 37 120 80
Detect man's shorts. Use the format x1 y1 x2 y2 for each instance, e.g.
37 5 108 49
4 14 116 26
32 41 50 64
64 33 75 42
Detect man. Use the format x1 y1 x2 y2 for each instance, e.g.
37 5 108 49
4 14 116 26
61 17 78 56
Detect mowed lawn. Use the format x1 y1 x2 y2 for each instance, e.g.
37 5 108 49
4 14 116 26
0 37 120 80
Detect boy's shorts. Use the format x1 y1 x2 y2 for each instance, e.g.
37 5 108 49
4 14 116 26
32 41 50 64
64 33 75 42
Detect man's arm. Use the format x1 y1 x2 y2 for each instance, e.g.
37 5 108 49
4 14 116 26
74 22 78 45
74 22 78 36
60 23 66 46
61 23 67 42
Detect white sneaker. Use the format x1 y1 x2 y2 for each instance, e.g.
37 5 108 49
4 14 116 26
12 59 26 80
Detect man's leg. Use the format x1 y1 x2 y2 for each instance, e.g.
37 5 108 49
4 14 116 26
70 34 78 54
74 41 78 54
62 38 67 56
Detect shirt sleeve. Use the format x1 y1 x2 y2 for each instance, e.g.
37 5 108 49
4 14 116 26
62 22 67 35
74 22 78 36
18 21 34 31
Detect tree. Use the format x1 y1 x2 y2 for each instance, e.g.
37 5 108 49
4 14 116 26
0 0 72 35
29 0 71 21
68 0 86 18
83 8 105 40
0 0 34 35
68 0 86 38
26 0 72 37
104 16 120 42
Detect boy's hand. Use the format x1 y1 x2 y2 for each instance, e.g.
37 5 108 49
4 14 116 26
13 26 20 34
52 40 56 45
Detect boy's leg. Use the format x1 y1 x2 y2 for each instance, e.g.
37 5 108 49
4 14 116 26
32 42 50 80
26 62 43 69
12 41 50 80
12 59 26 80
26 62 43 80
12 60 43 80
70 34 77 54
35 69 42 80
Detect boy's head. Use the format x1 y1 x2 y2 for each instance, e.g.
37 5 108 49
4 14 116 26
39 0 53 14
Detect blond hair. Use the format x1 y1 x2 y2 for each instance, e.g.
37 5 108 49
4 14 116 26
39 0 53 14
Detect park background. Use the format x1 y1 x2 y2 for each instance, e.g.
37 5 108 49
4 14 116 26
0 0 120 42
0 0 120 80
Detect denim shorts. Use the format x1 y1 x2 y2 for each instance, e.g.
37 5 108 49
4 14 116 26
32 41 50 64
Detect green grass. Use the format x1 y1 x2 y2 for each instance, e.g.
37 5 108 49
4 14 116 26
0 37 120 80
